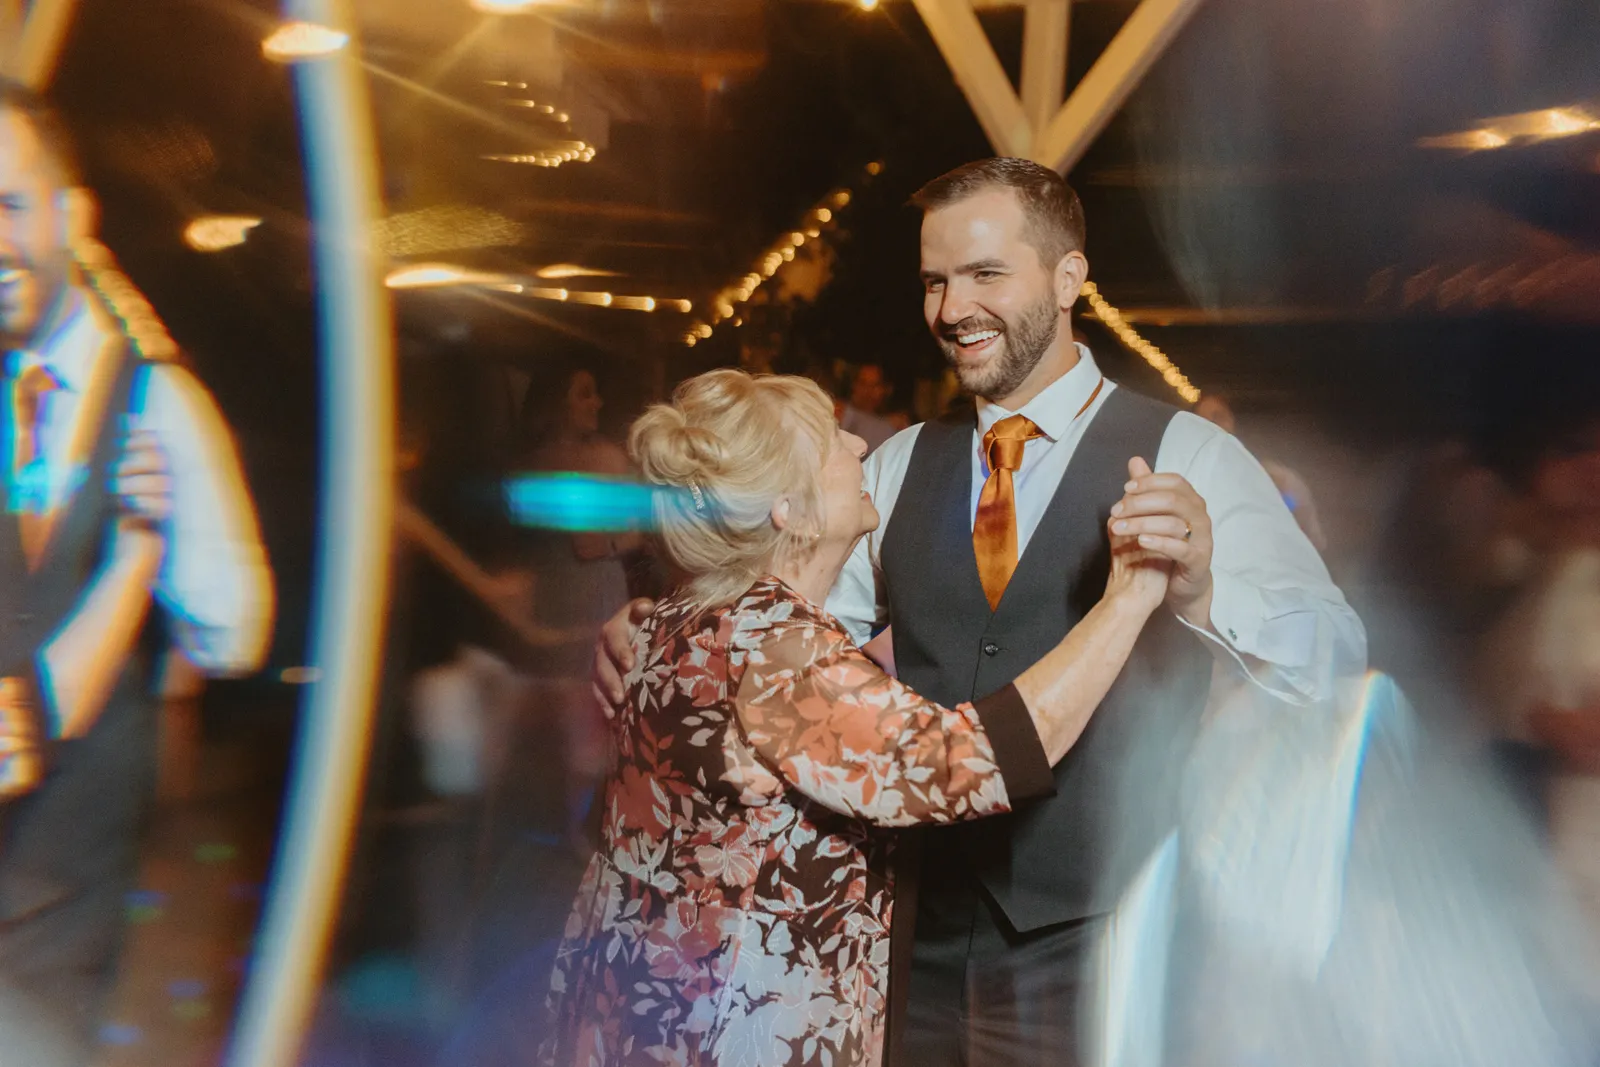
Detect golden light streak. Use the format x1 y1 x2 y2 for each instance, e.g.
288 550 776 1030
471 0 549 11
537 263 621 279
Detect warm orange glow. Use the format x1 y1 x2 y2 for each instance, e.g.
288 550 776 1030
262 21 349 62
471 0 549 12
816 207 833 222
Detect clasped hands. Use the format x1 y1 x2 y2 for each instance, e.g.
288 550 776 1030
1109 456 1214 629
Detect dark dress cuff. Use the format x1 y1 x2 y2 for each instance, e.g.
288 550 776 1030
972 683 1057 803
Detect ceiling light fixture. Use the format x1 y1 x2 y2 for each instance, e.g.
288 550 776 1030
184 215 262 252
262 21 349 62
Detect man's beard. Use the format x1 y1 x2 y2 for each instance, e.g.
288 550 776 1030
0 252 69 351
936 292 1060 401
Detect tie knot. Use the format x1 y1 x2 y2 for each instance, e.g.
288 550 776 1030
14 365 57 418
983 414 1041 473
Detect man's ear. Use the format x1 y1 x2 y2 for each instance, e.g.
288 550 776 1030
59 187 98 249
1055 249 1089 312
770 496 792 532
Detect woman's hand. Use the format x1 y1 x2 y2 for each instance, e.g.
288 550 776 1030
1105 518 1172 615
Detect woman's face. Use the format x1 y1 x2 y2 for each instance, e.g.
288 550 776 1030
565 370 603 435
814 425 879 548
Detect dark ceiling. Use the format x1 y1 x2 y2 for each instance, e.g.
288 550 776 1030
36 0 1600 665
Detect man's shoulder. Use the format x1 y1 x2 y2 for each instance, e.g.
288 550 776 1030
863 420 926 480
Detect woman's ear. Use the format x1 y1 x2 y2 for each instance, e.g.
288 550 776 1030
770 496 792 532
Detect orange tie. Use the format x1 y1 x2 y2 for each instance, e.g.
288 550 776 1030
12 364 58 570
973 414 1044 610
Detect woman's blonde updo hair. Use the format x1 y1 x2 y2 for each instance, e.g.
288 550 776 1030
630 369 838 610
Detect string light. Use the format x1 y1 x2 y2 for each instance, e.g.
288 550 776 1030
683 160 882 345
72 234 178 361
1080 281 1200 404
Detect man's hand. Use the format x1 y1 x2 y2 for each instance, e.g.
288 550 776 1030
592 597 655 718
1109 457 1214 627
113 428 172 527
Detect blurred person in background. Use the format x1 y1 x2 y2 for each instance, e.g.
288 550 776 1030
1196 391 1328 553
840 361 896 453
518 360 642 852
1478 412 1600 942
542 368 1175 1067
0 80 272 1063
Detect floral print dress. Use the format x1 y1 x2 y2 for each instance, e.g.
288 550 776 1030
540 577 1054 1067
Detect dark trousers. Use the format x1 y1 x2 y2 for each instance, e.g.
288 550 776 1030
900 864 1101 1067
0 684 156 1066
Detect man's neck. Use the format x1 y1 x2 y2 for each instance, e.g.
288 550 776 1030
21 283 81 354
986 325 1080 411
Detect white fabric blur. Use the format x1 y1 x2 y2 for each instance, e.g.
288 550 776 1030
11 287 273 672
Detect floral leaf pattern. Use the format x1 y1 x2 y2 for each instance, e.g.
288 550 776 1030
540 577 1016 1067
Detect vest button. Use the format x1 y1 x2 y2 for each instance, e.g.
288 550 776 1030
982 641 1001 656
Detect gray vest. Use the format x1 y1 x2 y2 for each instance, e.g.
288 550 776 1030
0 326 160 1017
881 385 1212 931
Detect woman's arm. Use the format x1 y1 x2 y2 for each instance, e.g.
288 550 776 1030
733 545 1167 827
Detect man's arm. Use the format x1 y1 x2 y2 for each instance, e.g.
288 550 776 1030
1115 415 1366 703
824 427 916 646
139 363 274 674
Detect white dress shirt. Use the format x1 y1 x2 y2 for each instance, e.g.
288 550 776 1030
827 345 1367 704
13 287 274 674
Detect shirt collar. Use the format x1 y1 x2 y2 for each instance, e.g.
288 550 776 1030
8 286 100 391
975 343 1103 442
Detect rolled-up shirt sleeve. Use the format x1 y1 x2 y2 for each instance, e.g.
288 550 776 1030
1159 414 1367 704
139 364 274 674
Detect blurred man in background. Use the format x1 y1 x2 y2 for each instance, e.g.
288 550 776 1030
0 80 272 1064
1196 392 1328 553
841 361 897 452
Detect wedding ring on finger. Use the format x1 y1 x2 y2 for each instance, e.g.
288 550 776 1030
1183 521 1193 542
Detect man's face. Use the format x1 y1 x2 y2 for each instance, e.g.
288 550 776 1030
920 187 1062 403
851 365 888 413
0 107 73 351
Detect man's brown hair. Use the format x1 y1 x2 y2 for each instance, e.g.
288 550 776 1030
911 157 1086 271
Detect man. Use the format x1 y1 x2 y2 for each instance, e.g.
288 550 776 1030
840 361 897 452
0 81 273 1062
596 158 1363 1066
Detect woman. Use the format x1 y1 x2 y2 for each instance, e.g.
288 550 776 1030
520 363 644 848
540 370 1169 1067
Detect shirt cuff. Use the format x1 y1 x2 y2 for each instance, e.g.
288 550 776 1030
1203 569 1263 654
972 683 1057 803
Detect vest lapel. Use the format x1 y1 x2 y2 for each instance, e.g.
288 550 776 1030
919 416 994 622
24 300 129 575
